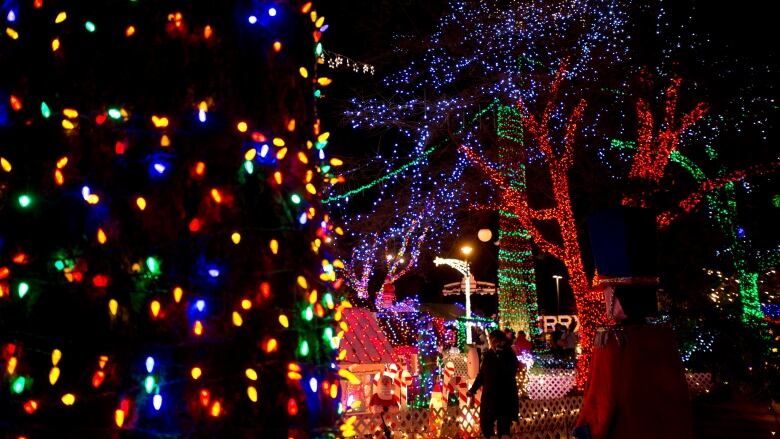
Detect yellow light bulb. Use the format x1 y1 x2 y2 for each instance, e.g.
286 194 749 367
241 299 252 310
297 276 308 289
191 367 202 380
136 197 147 210
247 386 258 402
231 232 241 244
54 12 67 23
49 367 60 385
210 189 222 203
270 239 279 255
1 157 12 172
232 311 243 327
173 286 184 303
279 314 289 328
97 228 107 244
245 368 258 381
115 409 125 427
109 299 119 316
61 393 75 406
150 300 161 318
52 349 62 366
266 338 278 353
237 121 248 132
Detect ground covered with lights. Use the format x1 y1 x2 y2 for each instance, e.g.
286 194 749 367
1 0 778 438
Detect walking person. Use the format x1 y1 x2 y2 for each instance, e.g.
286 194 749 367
467 330 519 438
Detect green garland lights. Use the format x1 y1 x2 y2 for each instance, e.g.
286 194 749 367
322 101 500 204
611 139 764 324
497 105 540 336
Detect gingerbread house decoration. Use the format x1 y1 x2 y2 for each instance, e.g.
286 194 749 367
339 307 397 413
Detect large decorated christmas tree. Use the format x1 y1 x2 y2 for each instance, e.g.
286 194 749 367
1 1 342 436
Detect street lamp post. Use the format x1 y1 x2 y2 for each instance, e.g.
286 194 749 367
435 245 475 344
553 275 563 316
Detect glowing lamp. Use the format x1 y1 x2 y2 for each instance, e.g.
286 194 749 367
478 229 493 242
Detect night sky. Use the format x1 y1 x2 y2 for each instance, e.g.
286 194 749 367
317 0 778 317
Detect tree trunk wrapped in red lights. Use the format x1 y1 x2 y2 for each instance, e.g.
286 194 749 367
461 62 606 388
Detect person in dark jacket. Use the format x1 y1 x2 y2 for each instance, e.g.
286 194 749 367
467 329 519 438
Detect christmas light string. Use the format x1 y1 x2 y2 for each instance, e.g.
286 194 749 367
1 1 344 435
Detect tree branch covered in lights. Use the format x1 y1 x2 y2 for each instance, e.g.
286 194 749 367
332 0 630 322
627 77 709 184
343 214 429 305
462 62 607 386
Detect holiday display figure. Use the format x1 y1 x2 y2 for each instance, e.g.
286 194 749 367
574 209 692 439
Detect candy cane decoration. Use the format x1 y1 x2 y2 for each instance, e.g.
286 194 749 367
398 368 412 409
442 361 456 401
453 376 469 408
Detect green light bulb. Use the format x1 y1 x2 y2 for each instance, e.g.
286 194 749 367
145 256 160 274
85 21 96 32
41 102 51 118
18 282 29 298
290 194 301 204
299 340 309 357
144 375 156 394
11 376 26 394
18 194 32 208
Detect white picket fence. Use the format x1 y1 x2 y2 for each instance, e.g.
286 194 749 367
340 373 712 438
344 396 582 438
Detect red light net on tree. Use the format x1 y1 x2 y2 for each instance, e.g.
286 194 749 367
461 62 607 388
627 77 708 184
